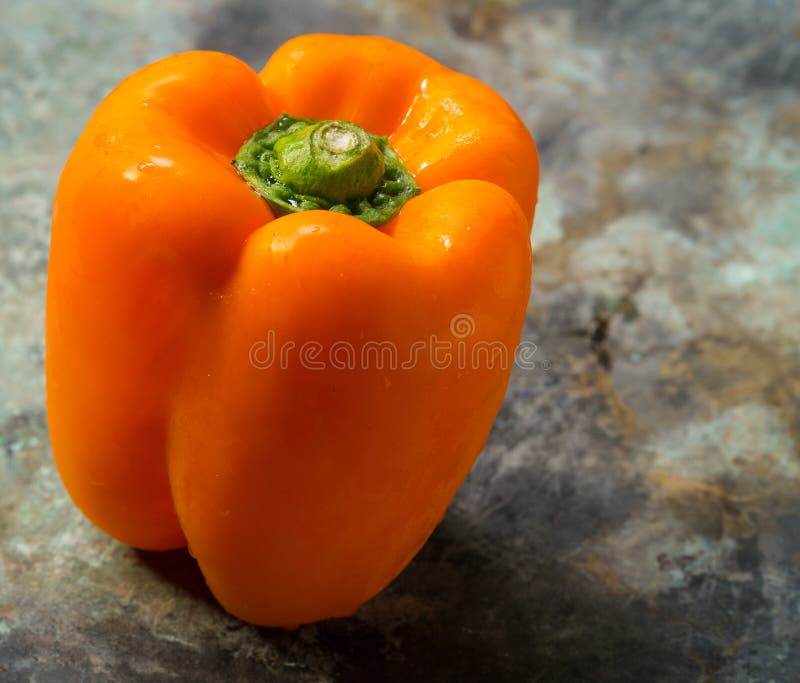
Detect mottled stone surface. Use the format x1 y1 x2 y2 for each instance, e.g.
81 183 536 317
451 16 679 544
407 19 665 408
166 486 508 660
2 0 799 681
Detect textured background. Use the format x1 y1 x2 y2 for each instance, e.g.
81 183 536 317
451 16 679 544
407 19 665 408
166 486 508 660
2 1 800 681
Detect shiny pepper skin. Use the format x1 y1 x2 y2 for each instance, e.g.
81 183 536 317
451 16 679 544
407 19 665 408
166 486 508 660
46 34 539 627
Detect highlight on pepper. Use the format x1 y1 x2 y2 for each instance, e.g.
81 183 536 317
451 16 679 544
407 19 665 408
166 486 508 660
45 33 539 628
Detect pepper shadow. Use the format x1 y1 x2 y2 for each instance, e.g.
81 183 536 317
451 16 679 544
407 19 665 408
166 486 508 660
130 497 757 682
294 510 706 683
135 547 219 609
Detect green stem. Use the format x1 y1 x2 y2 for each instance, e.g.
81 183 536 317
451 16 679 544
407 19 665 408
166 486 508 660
233 114 420 226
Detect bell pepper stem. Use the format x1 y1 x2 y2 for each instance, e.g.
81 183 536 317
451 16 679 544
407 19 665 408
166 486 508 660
271 120 385 204
233 114 420 226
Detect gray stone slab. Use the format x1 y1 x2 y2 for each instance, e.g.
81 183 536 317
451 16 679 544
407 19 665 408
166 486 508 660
2 0 799 680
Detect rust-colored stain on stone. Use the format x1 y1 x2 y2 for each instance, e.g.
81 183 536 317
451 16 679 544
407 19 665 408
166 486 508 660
649 472 762 540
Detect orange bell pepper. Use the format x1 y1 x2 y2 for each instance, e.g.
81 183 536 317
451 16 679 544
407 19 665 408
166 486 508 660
46 34 538 627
